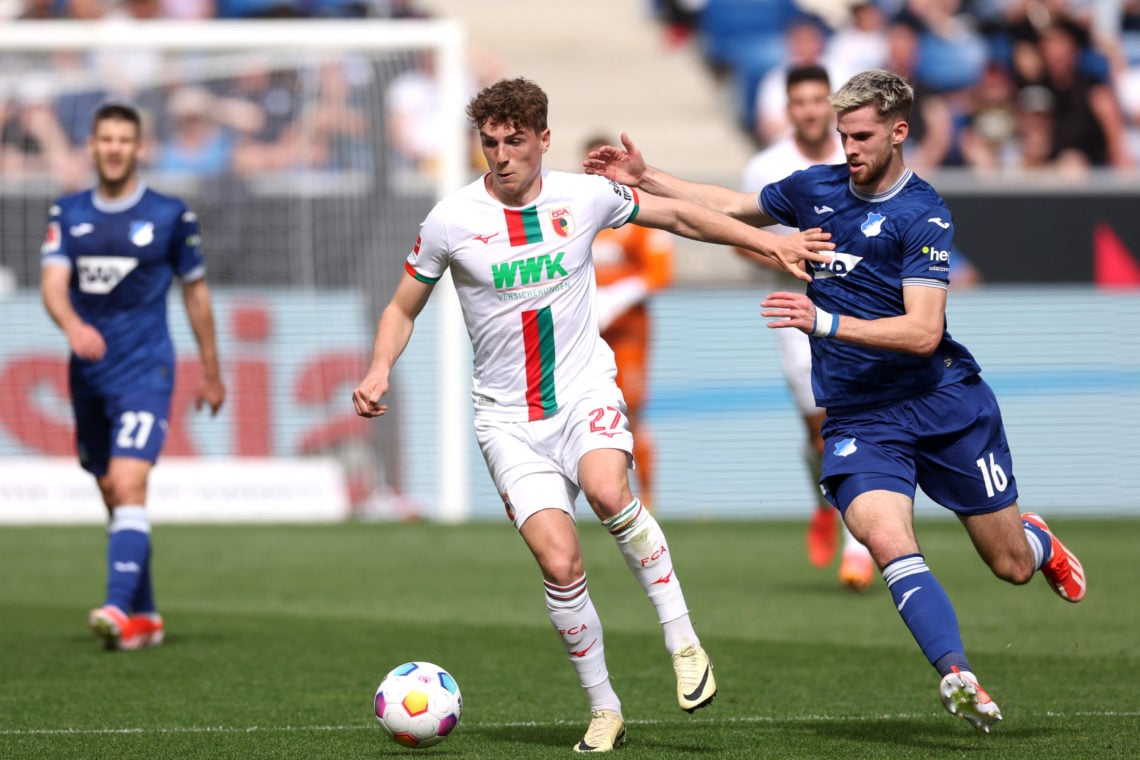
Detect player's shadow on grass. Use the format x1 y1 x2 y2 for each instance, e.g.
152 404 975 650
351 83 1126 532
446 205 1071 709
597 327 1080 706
476 724 582 751
810 717 1047 748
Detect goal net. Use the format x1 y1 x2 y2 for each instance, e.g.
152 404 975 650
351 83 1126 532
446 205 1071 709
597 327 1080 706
0 20 472 523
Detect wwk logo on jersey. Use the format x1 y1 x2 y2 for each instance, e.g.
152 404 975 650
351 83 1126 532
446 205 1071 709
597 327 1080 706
76 256 139 294
810 251 864 279
491 252 568 289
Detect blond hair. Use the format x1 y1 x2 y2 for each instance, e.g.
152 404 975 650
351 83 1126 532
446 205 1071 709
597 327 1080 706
829 69 913 123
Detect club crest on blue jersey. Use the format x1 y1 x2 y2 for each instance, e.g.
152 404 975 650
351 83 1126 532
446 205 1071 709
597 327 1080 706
834 438 858 457
130 221 154 246
860 212 885 237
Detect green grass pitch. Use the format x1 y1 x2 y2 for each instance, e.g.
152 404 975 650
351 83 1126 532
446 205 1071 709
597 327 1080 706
1 518 1138 759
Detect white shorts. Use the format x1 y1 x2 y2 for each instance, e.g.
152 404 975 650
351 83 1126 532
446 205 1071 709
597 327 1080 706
776 325 822 416
474 386 634 529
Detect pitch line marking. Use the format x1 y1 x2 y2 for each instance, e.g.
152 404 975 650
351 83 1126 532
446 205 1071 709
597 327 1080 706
3 711 1139 736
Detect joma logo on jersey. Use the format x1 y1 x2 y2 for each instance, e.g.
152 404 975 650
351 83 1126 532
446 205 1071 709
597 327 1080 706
76 256 139 294
491 252 568 288
810 251 864 279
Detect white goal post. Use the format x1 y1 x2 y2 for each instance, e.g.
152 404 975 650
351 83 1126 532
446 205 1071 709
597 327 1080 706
0 20 473 522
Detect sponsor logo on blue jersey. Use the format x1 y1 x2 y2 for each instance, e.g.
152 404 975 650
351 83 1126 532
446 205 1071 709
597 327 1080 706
77 256 139 294
834 438 858 457
811 251 864 279
860 212 886 237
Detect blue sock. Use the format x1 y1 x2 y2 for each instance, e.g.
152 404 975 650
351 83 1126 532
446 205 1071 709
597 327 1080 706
130 544 156 614
883 554 970 677
104 506 151 614
1022 519 1051 569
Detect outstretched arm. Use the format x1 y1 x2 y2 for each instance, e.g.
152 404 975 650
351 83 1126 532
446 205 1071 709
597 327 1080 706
761 285 947 356
584 132 775 225
353 274 435 418
634 193 832 283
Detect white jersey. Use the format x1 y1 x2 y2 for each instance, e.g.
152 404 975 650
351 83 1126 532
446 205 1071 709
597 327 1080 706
742 134 846 236
741 135 844 415
408 169 640 422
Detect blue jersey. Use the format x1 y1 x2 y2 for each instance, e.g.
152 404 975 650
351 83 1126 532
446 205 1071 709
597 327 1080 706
41 182 205 396
760 164 980 411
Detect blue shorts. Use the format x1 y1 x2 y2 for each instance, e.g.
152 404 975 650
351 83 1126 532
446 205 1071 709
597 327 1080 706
820 375 1018 516
72 388 172 476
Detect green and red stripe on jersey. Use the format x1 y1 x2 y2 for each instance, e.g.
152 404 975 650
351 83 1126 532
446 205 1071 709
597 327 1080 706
404 261 441 283
505 207 543 246
521 306 557 420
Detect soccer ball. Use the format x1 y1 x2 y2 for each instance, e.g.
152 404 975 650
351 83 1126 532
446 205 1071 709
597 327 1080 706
374 661 462 749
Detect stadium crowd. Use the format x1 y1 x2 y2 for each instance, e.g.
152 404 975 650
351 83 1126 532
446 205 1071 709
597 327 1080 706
0 0 445 193
6 0 1140 192
655 0 1140 173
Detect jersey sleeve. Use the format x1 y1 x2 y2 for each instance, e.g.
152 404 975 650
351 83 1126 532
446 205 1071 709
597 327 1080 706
758 171 801 229
40 202 70 270
404 201 449 284
595 176 641 229
901 206 955 287
172 205 206 282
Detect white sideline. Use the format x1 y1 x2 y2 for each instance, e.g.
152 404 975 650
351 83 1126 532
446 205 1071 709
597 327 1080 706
4 711 1138 735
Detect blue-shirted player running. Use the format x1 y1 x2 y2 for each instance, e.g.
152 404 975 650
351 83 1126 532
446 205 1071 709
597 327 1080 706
585 68 1085 733
41 102 226 651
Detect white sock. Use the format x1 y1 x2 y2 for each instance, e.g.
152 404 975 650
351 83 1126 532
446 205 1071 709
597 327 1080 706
603 499 696 654
545 575 620 712
1023 525 1046 569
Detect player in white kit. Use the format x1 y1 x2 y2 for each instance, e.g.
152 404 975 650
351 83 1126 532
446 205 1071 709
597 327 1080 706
737 65 875 591
353 78 833 752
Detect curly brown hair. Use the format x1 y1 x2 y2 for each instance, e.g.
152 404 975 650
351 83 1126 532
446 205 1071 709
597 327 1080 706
466 77 548 134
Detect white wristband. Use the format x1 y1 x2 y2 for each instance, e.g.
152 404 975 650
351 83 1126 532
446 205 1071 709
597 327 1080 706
811 308 839 338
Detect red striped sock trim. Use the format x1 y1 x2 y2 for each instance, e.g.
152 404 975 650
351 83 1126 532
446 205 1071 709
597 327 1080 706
544 575 588 602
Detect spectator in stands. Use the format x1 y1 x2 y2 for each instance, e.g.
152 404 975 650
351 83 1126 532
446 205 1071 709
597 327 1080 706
215 0 300 18
655 0 709 49
958 59 1021 170
17 0 66 19
385 50 449 177
754 14 833 146
823 1 889 82
1035 18 1133 168
160 0 216 19
896 0 988 94
155 86 262 177
296 60 373 171
0 79 87 190
883 16 957 171
1014 84 1063 168
226 61 303 175
384 43 502 178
